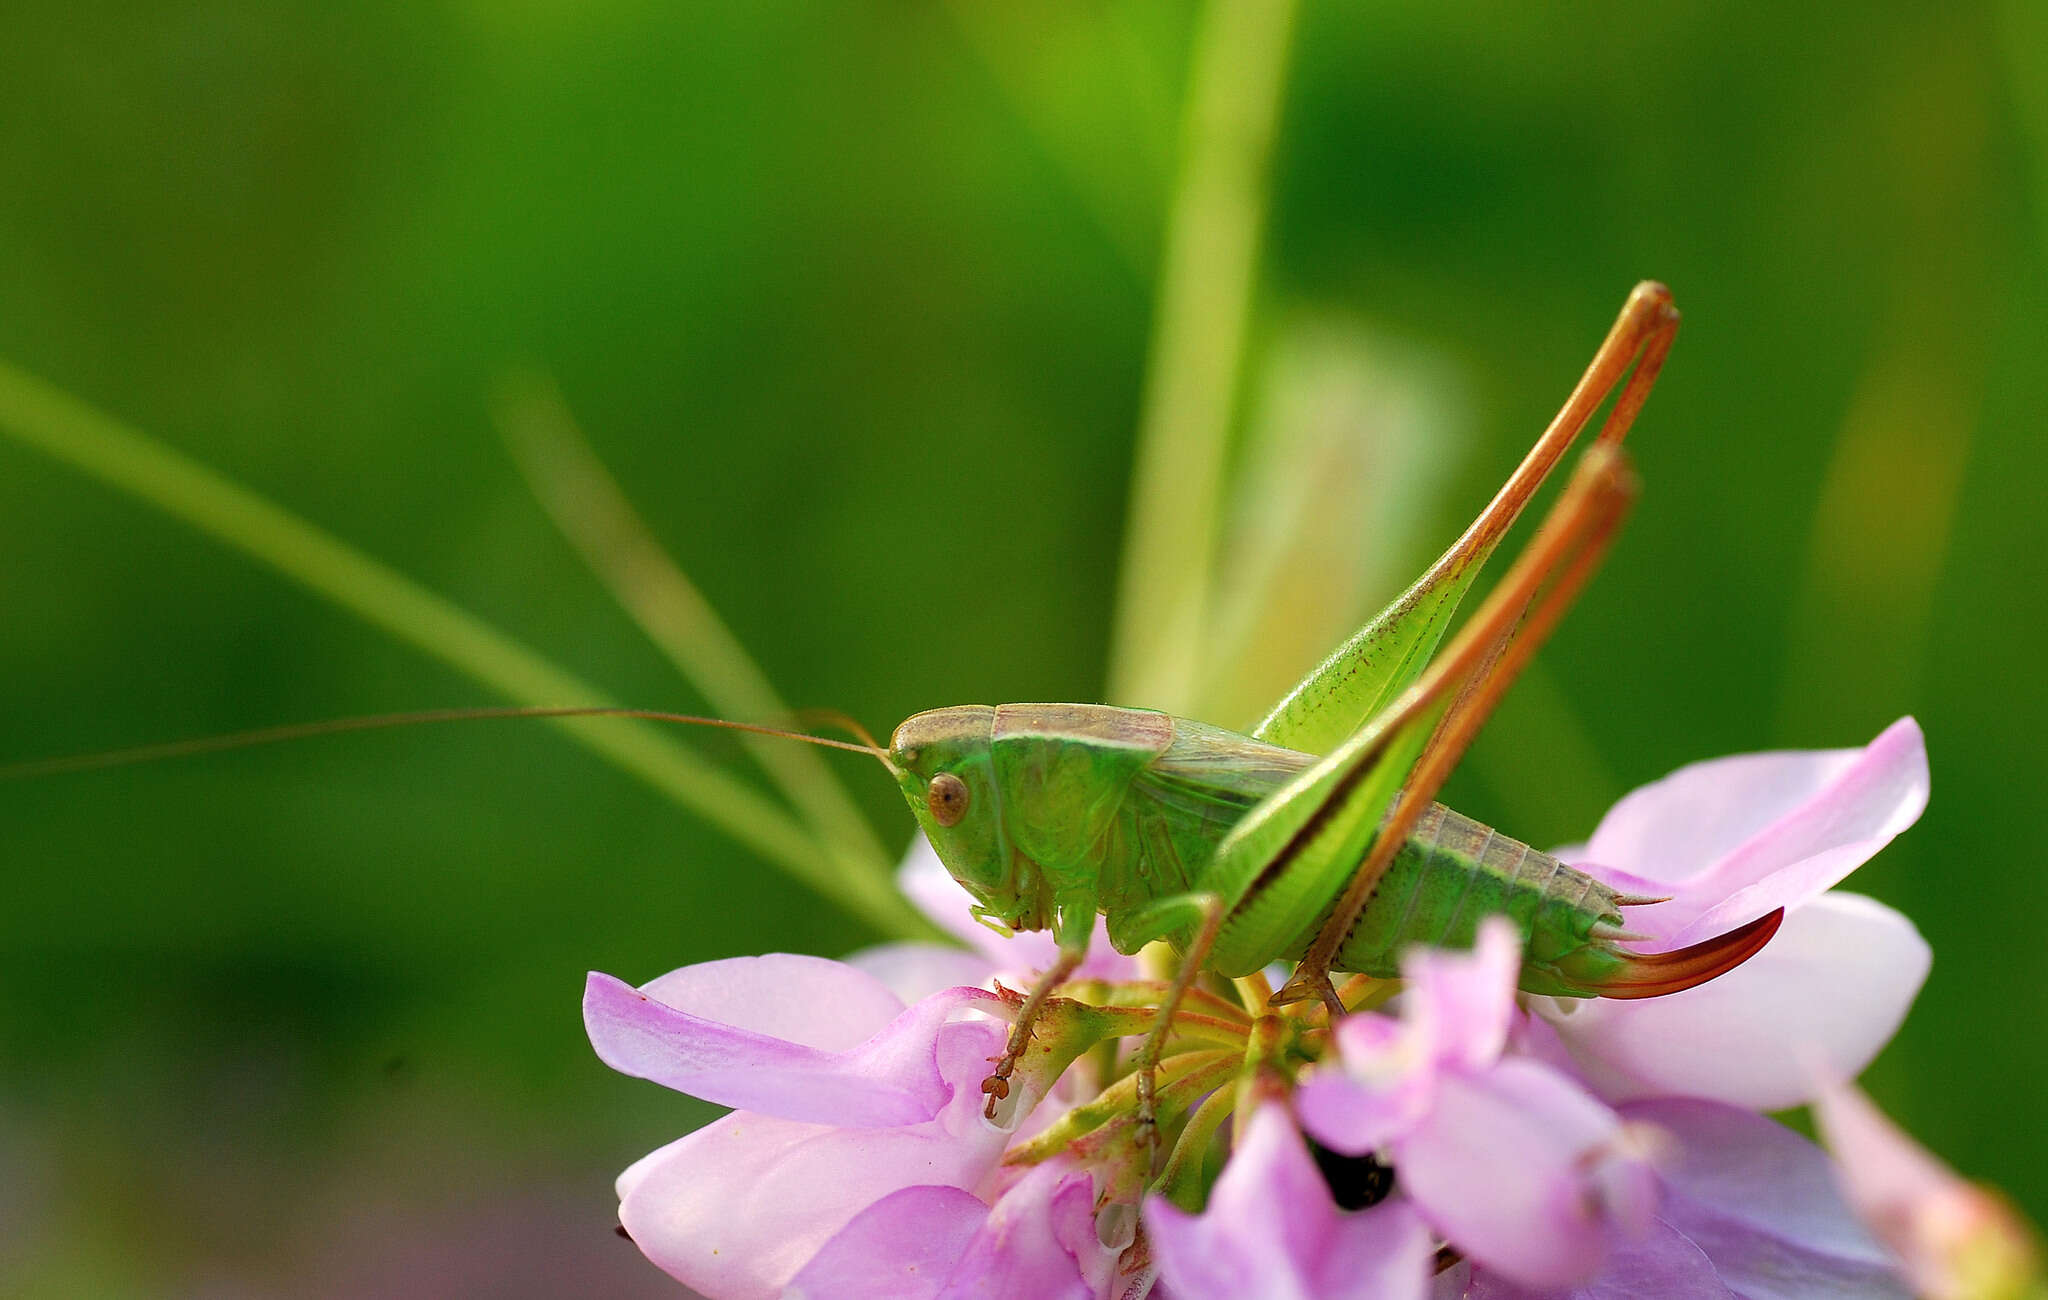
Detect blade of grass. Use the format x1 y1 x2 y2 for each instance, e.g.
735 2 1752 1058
489 370 898 885
1774 36 1984 747
1106 0 1299 711
940 0 1169 279
1193 314 1463 729
1772 335 1975 745
0 359 936 942
2000 0 2048 262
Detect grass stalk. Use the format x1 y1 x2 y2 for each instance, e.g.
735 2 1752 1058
0 359 936 942
1106 0 1300 711
490 370 899 887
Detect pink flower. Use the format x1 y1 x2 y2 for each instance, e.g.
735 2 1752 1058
1147 1104 1434 1300
787 1158 1119 1300
1610 1099 1909 1299
585 724 1938 1297
583 848 1148 1299
1424 1073 1913 1298
1540 718 1931 1110
1295 921 1659 1289
1281 916 1917 1299
1814 1077 2042 1300
584 955 1020 1298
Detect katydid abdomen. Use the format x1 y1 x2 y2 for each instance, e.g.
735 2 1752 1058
1306 802 1640 998
890 703 1779 1001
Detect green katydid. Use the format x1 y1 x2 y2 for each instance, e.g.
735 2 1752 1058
3 284 1780 1144
877 282 1783 1127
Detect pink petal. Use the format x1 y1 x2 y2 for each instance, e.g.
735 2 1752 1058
1583 720 1921 881
1576 719 1927 943
937 1161 1107 1300
1811 1076 1956 1232
1304 924 1525 1156
1583 749 1861 883
1450 1218 1738 1298
1306 1199 1433 1300
1538 892 1928 1111
846 941 997 1005
784 1185 988 1300
1398 1059 1643 1289
636 952 907 1046
797 1170 1130 1300
1628 1098 1909 1299
1148 1106 1431 1300
1674 724 1928 944
1407 918 1520 1071
1148 1107 1327 1300
616 1019 1011 1299
1297 1014 1436 1155
585 972 985 1126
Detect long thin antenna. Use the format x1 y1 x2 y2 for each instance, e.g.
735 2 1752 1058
0 706 895 781
790 708 889 753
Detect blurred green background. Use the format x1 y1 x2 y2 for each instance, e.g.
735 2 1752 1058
2 1 2043 1292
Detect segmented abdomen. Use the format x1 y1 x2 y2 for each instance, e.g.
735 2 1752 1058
1319 803 1628 997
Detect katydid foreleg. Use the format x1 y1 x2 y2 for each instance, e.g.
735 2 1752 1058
982 943 1085 1123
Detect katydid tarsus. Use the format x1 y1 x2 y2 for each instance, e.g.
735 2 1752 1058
5 283 1783 1160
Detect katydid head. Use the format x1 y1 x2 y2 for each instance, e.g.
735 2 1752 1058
888 706 1042 935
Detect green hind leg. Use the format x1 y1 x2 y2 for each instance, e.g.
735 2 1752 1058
1253 283 1678 758
1269 448 1639 1005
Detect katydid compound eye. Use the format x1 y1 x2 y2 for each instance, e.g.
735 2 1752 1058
927 772 970 827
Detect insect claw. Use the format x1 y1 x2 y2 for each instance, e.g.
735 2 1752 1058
1589 907 1784 999
1266 979 1308 1007
1267 967 1340 1011
1590 923 1653 944
1611 892 1675 908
